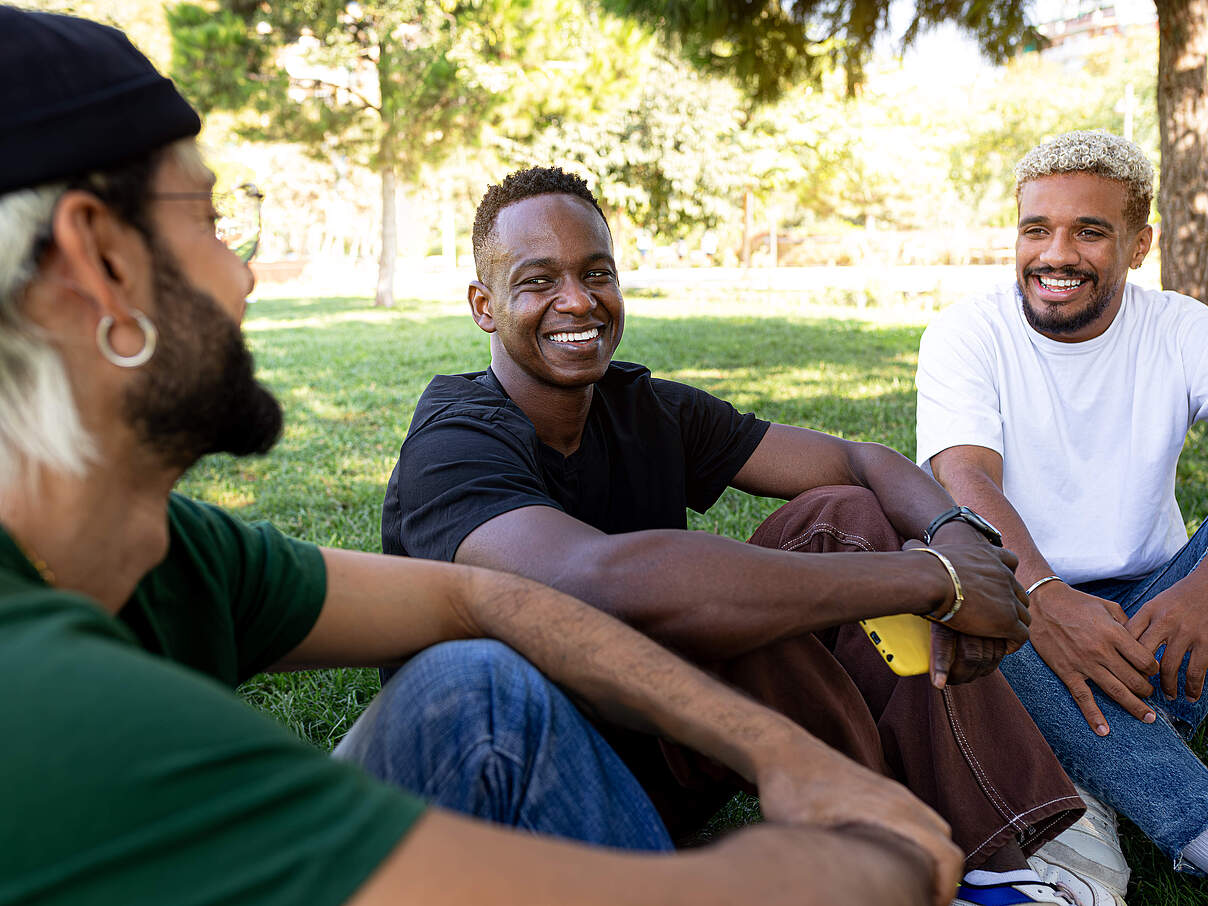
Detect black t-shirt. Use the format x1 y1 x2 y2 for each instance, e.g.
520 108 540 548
383 361 770 561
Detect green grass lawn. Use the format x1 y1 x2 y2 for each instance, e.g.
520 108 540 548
178 289 1208 905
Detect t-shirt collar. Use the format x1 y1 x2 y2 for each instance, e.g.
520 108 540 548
1014 281 1132 354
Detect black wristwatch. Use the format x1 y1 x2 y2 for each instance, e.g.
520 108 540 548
922 506 1003 547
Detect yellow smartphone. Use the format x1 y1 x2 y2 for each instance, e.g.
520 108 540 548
859 614 931 676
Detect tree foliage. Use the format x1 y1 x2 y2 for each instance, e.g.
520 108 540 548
599 0 1041 98
949 29 1158 226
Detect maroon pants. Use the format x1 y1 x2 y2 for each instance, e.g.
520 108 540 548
619 485 1081 869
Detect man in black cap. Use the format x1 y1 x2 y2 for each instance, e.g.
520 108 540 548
0 7 967 905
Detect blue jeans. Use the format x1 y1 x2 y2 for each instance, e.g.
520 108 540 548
1001 519 1208 869
334 639 673 850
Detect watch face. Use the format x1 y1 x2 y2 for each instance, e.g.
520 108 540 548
926 506 1002 546
956 508 1003 546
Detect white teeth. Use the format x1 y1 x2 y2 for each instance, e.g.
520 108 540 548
548 328 600 343
1038 276 1083 289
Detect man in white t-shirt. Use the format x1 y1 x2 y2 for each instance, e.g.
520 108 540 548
917 130 1208 900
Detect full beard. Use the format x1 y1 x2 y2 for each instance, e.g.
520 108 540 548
1018 268 1121 336
122 244 283 469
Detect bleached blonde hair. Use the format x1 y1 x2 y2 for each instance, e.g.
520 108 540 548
0 140 208 490
0 183 97 489
1015 130 1154 231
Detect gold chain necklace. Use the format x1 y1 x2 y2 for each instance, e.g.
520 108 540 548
11 534 56 586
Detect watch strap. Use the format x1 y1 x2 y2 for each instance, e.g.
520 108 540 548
922 506 1002 547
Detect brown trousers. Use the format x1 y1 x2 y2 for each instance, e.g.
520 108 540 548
612 485 1082 869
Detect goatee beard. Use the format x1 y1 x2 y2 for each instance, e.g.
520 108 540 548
1018 269 1120 336
122 244 283 468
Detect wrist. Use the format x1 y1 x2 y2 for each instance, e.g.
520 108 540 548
902 548 955 617
928 520 985 547
910 547 962 622
1025 574 1063 597
747 718 832 788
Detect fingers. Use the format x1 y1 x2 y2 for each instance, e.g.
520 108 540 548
1102 599 1130 626
1091 668 1156 726
930 625 956 689
1126 606 1152 640
1158 637 1188 700
995 546 1019 571
943 635 1007 685
1064 675 1113 736
1122 627 1161 675
1014 590 1031 627
833 822 960 906
1187 650 1207 702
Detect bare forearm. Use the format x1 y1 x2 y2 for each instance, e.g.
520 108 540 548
737 430 977 546
458 564 825 783
539 530 952 658
353 813 932 906
931 460 1054 586
846 441 977 543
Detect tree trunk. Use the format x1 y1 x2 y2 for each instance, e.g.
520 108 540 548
742 188 753 268
376 161 398 308
1157 0 1208 302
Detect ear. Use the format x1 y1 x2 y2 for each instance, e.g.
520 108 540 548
1130 224 1154 269
468 280 496 333
46 190 150 322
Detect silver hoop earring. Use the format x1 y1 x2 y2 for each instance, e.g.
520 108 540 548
96 310 158 369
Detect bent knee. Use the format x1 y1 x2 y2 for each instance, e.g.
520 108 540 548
753 485 899 553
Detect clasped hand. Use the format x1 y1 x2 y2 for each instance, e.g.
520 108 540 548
1029 583 1160 735
902 538 1030 687
757 742 962 906
1126 584 1208 703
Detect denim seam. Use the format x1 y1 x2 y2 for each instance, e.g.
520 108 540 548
781 523 876 553
943 687 1020 825
965 795 1086 861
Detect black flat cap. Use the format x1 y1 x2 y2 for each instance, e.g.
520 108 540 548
0 5 201 195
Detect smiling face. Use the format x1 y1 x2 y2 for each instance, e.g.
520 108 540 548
470 193 623 394
1015 171 1152 342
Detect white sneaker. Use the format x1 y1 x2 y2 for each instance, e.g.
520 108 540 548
1028 855 1126 906
1034 785 1131 897
953 876 1076 905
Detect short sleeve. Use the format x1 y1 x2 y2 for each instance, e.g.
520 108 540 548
1174 297 1208 426
0 595 423 906
915 306 1005 467
129 496 329 684
656 380 770 513
385 410 562 562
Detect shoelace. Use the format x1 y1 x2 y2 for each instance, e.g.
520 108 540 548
1079 798 1119 836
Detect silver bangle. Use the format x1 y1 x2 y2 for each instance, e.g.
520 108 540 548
1026 575 1063 597
915 546 963 623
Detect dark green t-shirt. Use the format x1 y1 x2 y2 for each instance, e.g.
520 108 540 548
0 495 425 905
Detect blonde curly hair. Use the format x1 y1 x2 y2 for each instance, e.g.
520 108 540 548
1015 130 1153 231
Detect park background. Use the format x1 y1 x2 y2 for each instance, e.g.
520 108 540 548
30 0 1208 903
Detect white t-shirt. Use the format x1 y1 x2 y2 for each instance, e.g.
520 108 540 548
916 281 1208 584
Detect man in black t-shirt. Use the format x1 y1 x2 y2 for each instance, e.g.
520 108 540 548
381 166 1090 904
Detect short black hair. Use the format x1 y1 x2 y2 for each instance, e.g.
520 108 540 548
471 166 609 282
